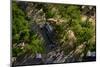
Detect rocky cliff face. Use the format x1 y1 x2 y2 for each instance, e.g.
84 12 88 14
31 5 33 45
12 1 96 66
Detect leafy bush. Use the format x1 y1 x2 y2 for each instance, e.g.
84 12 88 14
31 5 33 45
12 2 45 57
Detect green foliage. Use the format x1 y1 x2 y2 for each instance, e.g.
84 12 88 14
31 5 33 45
12 47 24 57
12 2 29 43
12 2 45 57
46 11 55 18
27 35 45 54
77 28 93 43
